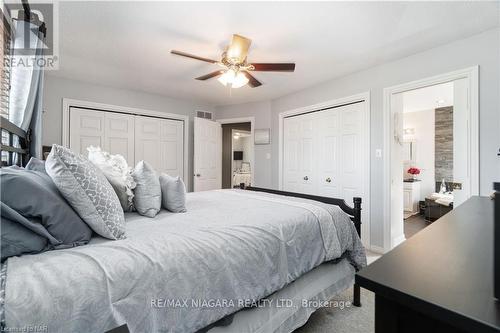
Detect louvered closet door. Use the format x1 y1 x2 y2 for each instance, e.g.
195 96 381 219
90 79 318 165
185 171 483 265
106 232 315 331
104 112 135 166
69 107 105 155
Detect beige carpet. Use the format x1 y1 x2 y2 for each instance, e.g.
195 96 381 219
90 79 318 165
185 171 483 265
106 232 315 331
294 287 375 333
294 251 380 333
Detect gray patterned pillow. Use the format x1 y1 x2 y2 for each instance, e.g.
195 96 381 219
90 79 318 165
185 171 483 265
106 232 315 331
45 145 126 240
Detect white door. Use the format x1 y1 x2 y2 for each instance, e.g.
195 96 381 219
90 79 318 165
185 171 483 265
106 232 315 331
135 115 161 170
390 93 405 246
69 107 105 155
453 78 471 207
338 104 365 206
316 109 340 198
104 112 135 166
135 115 184 177
283 102 368 243
283 114 316 194
283 117 301 193
159 119 184 177
194 117 222 191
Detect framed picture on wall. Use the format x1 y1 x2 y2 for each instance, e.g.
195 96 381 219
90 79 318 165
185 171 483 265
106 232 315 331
254 129 270 145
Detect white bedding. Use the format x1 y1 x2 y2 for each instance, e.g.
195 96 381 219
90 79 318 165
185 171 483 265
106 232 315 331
4 189 365 333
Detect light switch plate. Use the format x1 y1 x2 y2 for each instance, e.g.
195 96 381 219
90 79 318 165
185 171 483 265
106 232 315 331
375 149 382 158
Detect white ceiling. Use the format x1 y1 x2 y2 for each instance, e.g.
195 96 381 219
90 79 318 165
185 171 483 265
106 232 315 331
403 81 454 113
49 1 499 106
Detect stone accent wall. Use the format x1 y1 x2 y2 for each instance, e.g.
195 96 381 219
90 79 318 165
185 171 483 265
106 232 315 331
435 106 453 182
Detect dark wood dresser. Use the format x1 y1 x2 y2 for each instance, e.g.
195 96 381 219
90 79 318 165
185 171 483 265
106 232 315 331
356 196 500 333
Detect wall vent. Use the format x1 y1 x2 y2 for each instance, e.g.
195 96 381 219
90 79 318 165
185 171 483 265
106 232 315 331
196 111 213 120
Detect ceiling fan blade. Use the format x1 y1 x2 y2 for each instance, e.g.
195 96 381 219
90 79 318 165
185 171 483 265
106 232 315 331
171 50 218 64
250 63 295 72
243 72 262 88
226 34 252 63
195 71 224 80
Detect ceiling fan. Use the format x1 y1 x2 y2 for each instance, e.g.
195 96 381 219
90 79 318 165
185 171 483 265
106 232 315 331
171 34 295 89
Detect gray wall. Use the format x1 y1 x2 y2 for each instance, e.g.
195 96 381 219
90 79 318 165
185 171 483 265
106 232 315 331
42 75 215 191
215 28 500 249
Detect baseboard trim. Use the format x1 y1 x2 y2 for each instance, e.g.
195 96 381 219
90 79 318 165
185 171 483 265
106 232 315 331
392 234 406 248
369 245 386 254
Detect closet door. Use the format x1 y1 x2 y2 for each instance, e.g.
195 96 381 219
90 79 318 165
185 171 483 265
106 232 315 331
135 115 184 177
283 113 316 194
159 119 184 177
316 109 341 198
134 115 162 170
338 103 365 204
298 114 316 194
283 117 301 193
104 112 135 166
69 107 105 155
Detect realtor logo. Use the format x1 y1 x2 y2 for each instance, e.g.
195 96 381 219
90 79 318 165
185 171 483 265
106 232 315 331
5 1 59 69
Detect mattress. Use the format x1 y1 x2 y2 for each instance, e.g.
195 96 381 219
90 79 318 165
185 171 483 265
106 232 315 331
3 189 366 333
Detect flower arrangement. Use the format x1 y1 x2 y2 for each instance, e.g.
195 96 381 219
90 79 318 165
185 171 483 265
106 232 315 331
407 167 421 180
407 167 420 175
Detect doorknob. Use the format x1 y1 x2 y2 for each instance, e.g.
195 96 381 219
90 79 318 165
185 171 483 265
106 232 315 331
303 176 309 181
326 177 332 183
195 174 201 177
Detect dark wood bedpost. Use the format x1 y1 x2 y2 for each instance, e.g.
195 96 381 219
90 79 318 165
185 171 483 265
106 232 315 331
353 197 362 307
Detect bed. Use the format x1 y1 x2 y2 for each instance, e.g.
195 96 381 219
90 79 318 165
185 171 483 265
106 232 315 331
0 118 366 333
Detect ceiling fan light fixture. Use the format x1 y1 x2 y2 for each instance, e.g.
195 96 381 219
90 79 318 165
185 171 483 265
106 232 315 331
217 69 236 86
231 72 249 88
217 69 249 88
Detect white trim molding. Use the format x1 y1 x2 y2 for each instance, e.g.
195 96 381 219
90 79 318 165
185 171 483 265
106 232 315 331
277 92 371 248
382 66 479 252
215 116 256 187
62 98 190 189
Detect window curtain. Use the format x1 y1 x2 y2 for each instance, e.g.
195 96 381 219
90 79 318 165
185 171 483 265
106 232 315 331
8 20 45 159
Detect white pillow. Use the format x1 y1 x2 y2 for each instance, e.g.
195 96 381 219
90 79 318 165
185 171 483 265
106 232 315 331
132 161 161 217
87 146 136 212
159 174 187 213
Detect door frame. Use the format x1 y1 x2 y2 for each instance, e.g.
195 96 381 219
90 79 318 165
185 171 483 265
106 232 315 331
216 117 255 187
62 98 190 189
383 66 479 252
278 92 371 247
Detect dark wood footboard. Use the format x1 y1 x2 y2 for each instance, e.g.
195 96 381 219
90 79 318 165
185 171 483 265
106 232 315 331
245 186 363 307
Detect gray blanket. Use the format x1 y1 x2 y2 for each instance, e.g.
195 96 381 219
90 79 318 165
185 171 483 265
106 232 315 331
4 190 366 333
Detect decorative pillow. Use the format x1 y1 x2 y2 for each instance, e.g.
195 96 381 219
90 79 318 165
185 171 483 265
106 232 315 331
87 146 136 212
45 144 126 240
25 157 47 174
159 174 187 213
132 161 161 217
0 167 92 248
